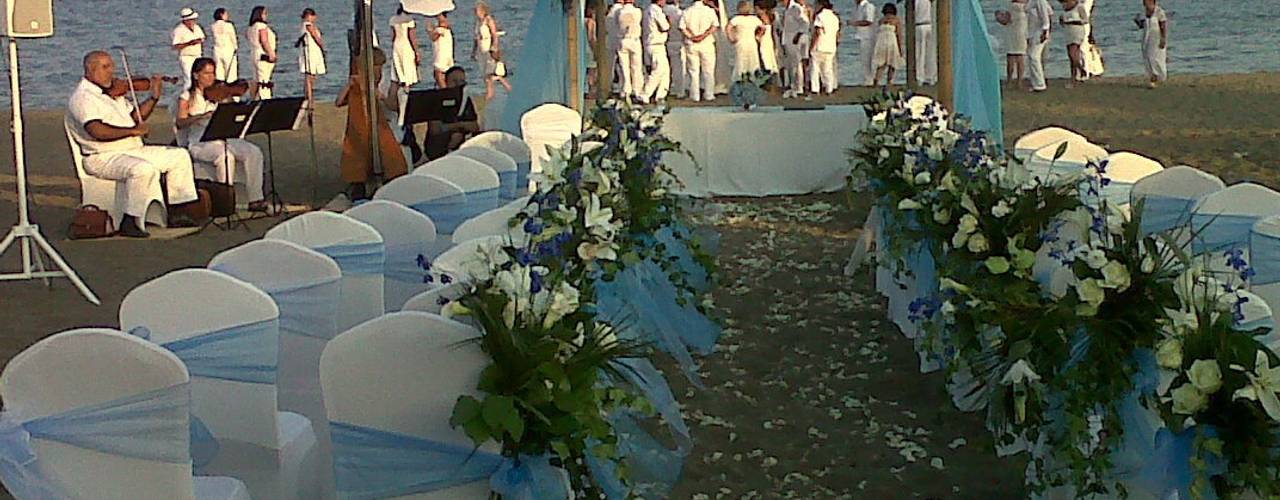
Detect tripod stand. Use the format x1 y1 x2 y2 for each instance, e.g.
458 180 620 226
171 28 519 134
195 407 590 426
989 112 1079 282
0 37 100 304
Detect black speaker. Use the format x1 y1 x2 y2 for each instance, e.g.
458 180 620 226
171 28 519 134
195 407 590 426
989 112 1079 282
1 0 53 38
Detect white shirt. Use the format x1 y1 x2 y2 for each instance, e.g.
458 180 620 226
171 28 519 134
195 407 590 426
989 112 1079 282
172 23 205 58
782 1 811 41
390 14 416 45
433 26 455 69
663 4 684 44
813 9 840 52
679 2 719 46
211 20 237 54
644 4 671 45
247 22 276 59
915 0 933 24
616 4 643 41
177 89 216 147
851 1 878 40
1026 0 1053 37
67 79 143 155
607 3 623 45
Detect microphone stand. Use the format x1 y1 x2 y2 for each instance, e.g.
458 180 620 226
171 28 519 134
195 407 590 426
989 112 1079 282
303 28 320 207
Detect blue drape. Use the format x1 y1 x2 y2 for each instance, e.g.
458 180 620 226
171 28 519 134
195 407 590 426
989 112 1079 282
952 0 1004 145
498 0 588 134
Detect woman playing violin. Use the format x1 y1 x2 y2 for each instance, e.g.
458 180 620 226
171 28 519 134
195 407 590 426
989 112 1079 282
175 57 268 212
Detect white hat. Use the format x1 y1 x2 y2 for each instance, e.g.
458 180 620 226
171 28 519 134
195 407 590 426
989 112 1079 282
179 7 199 20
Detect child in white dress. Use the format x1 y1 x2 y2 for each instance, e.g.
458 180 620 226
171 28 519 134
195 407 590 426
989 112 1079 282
430 13 455 89
871 3 904 87
298 8 326 107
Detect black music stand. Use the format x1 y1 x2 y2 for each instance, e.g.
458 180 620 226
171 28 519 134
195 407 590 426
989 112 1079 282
200 102 259 230
244 97 307 215
403 87 466 126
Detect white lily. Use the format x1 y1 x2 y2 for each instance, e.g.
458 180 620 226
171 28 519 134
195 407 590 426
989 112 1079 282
577 241 619 262
543 281 581 329
583 194 618 238
1001 359 1042 385
1232 350 1280 421
897 198 923 210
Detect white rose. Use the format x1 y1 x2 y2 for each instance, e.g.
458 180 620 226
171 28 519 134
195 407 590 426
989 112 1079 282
933 208 952 225
1141 255 1156 274
879 148 891 159
1171 383 1208 415
951 229 970 249
991 200 1013 218
1188 359 1223 394
1156 338 1184 370
1075 278 1106 307
966 233 989 254
914 172 933 185
958 214 979 234
543 282 581 329
1101 261 1132 291
985 256 1011 275
897 198 923 210
1084 249 1109 270
939 171 958 192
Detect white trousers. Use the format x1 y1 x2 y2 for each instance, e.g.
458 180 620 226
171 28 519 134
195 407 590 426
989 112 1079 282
810 51 837 94
188 139 266 202
667 42 685 98
616 38 645 98
915 24 937 85
783 38 809 93
1026 36 1048 90
214 49 238 82
642 44 670 102
255 59 276 99
178 55 198 89
857 38 876 86
685 42 717 101
84 146 198 218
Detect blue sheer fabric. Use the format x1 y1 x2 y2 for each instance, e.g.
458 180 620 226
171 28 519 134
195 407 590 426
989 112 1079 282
314 242 387 276
1251 230 1280 286
410 193 472 235
1138 194 1198 236
516 161 532 197
262 277 342 341
0 383 194 499
586 358 689 500
644 223 715 294
498 171 520 201
952 0 1004 145
596 264 704 386
1191 213 1259 254
328 421 567 500
383 241 433 285
497 0 587 134
1099 180 1135 209
129 320 279 385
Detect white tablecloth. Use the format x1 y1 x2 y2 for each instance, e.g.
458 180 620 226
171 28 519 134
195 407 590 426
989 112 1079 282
662 105 869 197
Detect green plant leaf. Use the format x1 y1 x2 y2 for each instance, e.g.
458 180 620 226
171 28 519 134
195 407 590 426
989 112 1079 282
482 395 517 433
451 396 482 428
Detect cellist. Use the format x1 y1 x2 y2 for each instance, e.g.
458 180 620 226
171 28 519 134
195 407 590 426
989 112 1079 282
335 47 409 201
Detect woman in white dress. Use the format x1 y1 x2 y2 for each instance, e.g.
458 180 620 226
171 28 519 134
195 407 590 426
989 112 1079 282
999 0 1028 88
1139 0 1168 87
473 1 512 99
298 8 327 107
175 58 267 212
430 13 455 89
389 7 420 89
211 8 238 82
871 3 905 87
726 1 764 78
246 6 277 99
1058 0 1089 86
757 4 781 76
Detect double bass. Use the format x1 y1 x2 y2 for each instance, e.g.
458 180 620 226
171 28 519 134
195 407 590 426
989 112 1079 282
336 49 407 184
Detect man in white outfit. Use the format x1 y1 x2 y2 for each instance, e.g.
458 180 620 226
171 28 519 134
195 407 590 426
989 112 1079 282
809 1 839 95
172 8 205 89
914 0 937 86
1025 0 1052 91
642 0 672 103
606 1 624 95
849 0 878 86
680 0 720 102
615 0 645 101
663 2 686 98
68 51 200 238
780 0 811 97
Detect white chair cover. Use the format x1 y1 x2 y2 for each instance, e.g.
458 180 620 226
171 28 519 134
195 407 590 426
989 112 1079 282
120 269 320 500
401 283 470 315
412 156 502 209
1013 126 1089 162
462 131 533 194
451 204 527 246
64 117 168 230
520 103 582 180
1131 165 1226 238
265 212 387 333
451 146 522 201
433 236 507 283
320 311 495 498
374 173 469 237
345 200 440 311
1101 151 1165 211
0 328 250 500
1191 183 1280 261
1250 216 1280 352
1024 139 1108 182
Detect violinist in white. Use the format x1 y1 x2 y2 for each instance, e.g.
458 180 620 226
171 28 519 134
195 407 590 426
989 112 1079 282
175 58 267 212
172 8 206 90
210 8 238 82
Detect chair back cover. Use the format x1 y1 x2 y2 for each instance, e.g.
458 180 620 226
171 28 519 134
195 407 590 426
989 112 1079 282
1131 165 1226 236
1191 183 1280 255
433 235 507 283
401 283 470 315
120 268 282 448
1251 216 1280 351
451 204 526 246
452 147 521 201
345 200 440 311
412 156 503 223
320 311 495 498
375 173 470 236
1099 151 1165 208
1013 126 1088 161
520 103 582 180
0 328 198 500
1024 138 1108 181
462 131 533 194
265 211 387 333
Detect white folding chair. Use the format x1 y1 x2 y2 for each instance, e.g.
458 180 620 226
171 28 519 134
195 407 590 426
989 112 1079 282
265 211 387 332
433 235 507 283
0 328 250 500
451 204 527 246
375 173 469 237
345 200 440 311
120 269 320 500
452 146 521 201
64 116 167 230
208 239 343 500
520 103 582 180
462 130 532 194
1100 151 1164 212
1024 138 1108 182
320 311 496 499
1013 126 1089 162
1131 165 1226 238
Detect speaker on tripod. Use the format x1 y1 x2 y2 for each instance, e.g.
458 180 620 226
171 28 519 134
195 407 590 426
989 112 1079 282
0 0 53 38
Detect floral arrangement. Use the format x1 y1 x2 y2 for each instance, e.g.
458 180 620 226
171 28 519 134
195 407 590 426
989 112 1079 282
729 69 774 110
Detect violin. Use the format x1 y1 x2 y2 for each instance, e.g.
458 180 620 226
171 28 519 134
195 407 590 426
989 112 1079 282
105 76 179 98
202 79 252 101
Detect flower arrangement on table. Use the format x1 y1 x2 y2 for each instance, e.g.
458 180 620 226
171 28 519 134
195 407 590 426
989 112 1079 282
729 69 775 110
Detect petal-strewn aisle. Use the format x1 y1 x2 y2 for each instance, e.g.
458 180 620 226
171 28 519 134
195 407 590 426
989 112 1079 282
668 195 1024 498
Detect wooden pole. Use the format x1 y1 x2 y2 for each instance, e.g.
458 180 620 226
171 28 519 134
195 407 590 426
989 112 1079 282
593 0 610 101
936 0 953 110
567 0 583 112
358 0 382 176
905 0 916 90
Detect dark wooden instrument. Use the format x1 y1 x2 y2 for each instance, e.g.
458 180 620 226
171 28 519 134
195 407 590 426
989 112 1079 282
203 79 252 101
105 76 179 97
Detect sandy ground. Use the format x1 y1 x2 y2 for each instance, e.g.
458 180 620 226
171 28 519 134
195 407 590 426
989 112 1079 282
0 72 1275 498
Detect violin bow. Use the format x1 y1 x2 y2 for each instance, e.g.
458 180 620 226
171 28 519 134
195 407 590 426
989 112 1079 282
112 46 143 121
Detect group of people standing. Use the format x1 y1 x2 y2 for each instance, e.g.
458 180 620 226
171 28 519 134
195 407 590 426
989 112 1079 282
386 2 513 100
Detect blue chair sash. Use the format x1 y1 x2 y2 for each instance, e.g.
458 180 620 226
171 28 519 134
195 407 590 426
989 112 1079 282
329 421 567 500
383 241 434 285
410 193 472 235
314 242 386 277
1191 212 1259 254
1251 230 1280 286
1138 194 1198 236
498 170 520 201
0 383 194 499
516 161 532 195
129 319 279 385
261 277 342 341
1100 180 1135 209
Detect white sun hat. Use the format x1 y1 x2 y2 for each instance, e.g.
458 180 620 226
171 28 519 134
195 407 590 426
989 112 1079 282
179 7 199 20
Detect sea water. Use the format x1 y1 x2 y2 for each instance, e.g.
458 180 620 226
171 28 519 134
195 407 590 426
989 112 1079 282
4 0 1277 108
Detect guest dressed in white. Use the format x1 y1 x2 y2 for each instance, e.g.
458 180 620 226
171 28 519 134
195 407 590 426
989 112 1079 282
210 8 238 82
1025 0 1052 92
172 8 206 90
664 2 686 98
175 57 266 211
871 3 905 87
1058 0 1089 86
430 13 455 89
681 0 721 102
727 1 765 77
758 5 781 75
642 0 672 103
298 8 327 106
614 0 645 101
1140 0 1168 87
389 8 420 88
1001 0 1028 87
68 51 199 238
809 0 839 95
780 0 812 97
848 0 878 86
914 0 937 86
246 6 278 99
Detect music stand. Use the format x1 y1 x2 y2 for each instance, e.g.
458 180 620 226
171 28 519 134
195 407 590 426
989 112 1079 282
402 87 466 126
244 97 307 215
200 101 259 230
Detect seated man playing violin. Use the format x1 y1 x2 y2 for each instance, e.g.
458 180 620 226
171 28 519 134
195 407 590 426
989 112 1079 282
174 57 268 212
67 50 201 238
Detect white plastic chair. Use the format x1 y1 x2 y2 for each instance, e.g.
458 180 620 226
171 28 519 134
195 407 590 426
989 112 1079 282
208 239 343 499
1013 126 1089 162
0 328 250 500
462 130 533 194
1024 138 1108 182
433 235 507 283
64 117 167 230
374 173 470 237
265 212 387 332
452 146 521 201
520 103 582 180
120 269 320 500
1130 165 1226 239
451 204 527 246
345 200 440 311
320 311 495 499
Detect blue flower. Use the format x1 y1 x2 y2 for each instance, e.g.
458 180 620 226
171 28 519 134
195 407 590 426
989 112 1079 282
530 271 544 294
416 254 431 270
440 274 453 284
523 218 544 236
436 297 450 306
423 274 435 284
566 169 583 185
515 248 536 266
